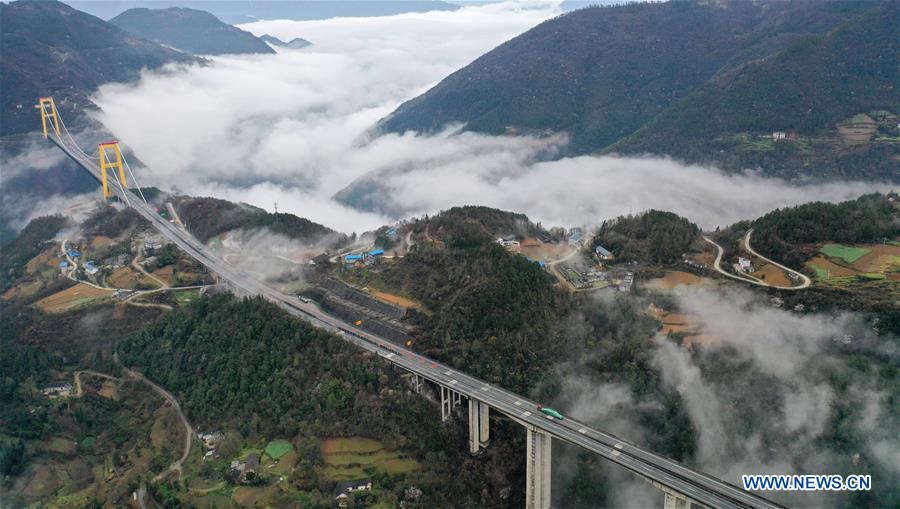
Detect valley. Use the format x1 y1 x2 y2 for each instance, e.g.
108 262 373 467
2 1 898 508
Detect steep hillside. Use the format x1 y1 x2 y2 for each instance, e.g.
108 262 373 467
612 0 899 180
0 0 197 136
172 196 336 243
259 34 312 50
110 7 275 56
67 1 459 24
377 0 873 155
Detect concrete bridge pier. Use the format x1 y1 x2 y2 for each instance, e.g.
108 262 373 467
467 399 490 454
526 427 552 509
650 480 700 509
440 386 462 422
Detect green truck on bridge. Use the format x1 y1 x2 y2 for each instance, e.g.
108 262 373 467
537 404 564 420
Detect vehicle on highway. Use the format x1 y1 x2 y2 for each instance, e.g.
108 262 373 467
537 404 564 420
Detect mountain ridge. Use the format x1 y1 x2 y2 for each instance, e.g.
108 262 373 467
110 7 275 55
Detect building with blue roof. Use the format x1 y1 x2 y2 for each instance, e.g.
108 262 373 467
594 245 613 259
368 249 384 257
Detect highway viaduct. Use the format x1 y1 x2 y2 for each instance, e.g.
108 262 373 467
38 99 783 509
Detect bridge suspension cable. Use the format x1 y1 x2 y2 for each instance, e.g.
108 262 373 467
38 96 147 205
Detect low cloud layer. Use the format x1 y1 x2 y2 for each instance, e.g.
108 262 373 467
80 1 892 235
557 287 899 507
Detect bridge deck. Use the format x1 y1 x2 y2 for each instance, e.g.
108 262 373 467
49 133 783 509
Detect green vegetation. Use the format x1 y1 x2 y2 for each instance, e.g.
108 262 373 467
1 0 197 136
820 244 870 264
751 193 898 267
81 206 146 238
173 196 338 243
592 210 699 264
118 294 513 507
264 439 293 460
346 207 570 395
613 2 899 179
379 1 871 153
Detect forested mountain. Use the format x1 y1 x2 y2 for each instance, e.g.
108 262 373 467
751 193 899 266
173 196 336 243
110 7 275 56
67 1 459 24
0 0 197 136
592 210 700 264
377 0 875 157
343 207 571 394
611 0 900 180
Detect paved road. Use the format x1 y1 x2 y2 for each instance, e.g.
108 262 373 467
743 229 811 289
703 233 809 290
50 133 782 509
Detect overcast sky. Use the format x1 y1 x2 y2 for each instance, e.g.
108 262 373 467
90 1 892 234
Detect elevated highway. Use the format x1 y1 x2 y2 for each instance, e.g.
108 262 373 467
43 107 782 509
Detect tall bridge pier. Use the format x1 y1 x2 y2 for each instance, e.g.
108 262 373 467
525 426 552 509
468 398 490 454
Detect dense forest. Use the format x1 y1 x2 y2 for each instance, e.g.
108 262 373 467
378 1 877 158
345 207 571 395
592 210 699 264
81 205 147 238
118 294 527 507
173 196 336 243
751 193 899 266
1 0 197 136
612 1 899 180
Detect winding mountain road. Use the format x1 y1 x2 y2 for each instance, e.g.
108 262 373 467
702 230 810 290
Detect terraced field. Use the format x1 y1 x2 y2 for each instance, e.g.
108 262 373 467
321 437 420 480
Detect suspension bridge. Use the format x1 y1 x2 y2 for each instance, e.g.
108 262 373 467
37 97 783 509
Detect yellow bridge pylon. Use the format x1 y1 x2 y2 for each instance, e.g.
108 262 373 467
38 97 61 138
98 141 128 199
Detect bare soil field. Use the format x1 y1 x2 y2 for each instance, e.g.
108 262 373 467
851 244 900 273
232 486 270 507
372 290 420 309
2 280 44 301
98 382 119 400
26 251 63 274
807 256 857 278
152 265 175 285
23 465 58 498
89 236 114 250
107 267 159 289
755 264 792 287
649 304 718 348
34 283 114 313
688 249 716 267
518 238 573 261
645 271 711 289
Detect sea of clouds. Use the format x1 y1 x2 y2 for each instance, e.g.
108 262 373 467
87 1 893 235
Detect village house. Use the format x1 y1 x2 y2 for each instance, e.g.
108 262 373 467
594 245 613 261
738 257 754 273
333 478 372 507
496 234 520 249
229 452 261 484
41 382 73 398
